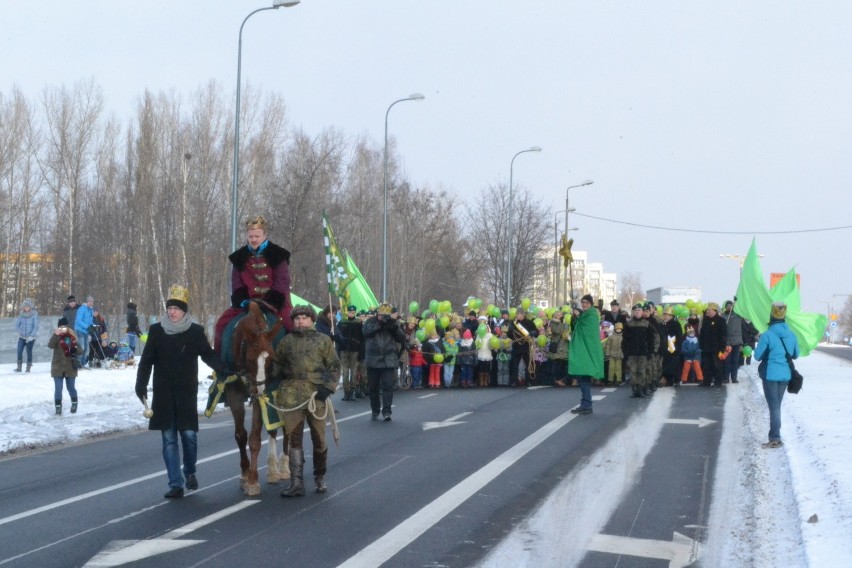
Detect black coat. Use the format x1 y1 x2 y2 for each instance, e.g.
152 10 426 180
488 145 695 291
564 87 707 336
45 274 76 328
699 313 728 354
135 322 223 432
363 315 406 368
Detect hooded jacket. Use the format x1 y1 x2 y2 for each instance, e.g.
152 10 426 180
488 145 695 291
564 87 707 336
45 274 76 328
754 320 799 382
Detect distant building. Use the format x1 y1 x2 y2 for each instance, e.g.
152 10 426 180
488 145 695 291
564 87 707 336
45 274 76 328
645 286 702 306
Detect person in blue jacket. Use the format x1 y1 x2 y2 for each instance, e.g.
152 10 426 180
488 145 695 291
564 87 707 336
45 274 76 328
74 295 95 369
754 302 799 449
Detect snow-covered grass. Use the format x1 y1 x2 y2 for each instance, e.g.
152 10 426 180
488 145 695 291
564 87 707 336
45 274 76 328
2 350 850 565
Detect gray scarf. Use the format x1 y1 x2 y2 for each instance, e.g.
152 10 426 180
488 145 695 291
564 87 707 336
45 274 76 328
161 312 193 335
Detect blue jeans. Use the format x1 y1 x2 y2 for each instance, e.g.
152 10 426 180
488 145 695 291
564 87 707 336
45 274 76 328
76 332 90 366
576 376 593 409
410 365 423 388
725 345 742 381
127 333 137 353
53 377 77 402
17 338 35 364
161 426 198 489
762 380 788 441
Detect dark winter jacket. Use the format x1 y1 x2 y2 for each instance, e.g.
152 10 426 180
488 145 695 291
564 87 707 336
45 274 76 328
335 317 364 354
622 318 655 357
135 322 223 432
508 318 538 353
742 320 759 348
724 309 744 346
363 315 406 368
126 306 143 336
699 313 728 354
315 314 334 338
48 330 82 377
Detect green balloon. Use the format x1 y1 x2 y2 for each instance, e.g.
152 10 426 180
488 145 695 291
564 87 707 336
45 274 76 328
742 345 753 357
429 299 439 313
521 298 531 311
476 323 487 337
409 301 419 314
421 309 431 319
489 336 500 349
433 353 444 363
440 316 450 329
415 329 426 342
537 335 548 347
533 318 543 329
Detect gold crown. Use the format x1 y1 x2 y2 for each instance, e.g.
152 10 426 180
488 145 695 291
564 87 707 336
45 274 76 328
378 303 393 315
168 284 190 305
245 215 268 231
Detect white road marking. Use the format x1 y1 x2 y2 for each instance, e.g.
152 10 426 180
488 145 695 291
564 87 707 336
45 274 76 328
83 501 258 567
664 417 717 428
587 531 699 568
422 412 473 431
336 408 578 567
0 410 371 527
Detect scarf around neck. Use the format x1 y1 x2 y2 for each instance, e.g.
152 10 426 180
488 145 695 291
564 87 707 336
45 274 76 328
161 312 193 335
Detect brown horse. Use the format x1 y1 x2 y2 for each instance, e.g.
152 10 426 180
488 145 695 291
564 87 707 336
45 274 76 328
227 302 286 496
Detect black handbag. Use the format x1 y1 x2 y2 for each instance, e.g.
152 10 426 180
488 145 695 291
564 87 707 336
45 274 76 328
779 337 803 394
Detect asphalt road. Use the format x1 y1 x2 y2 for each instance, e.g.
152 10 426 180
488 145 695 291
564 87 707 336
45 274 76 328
0 382 727 568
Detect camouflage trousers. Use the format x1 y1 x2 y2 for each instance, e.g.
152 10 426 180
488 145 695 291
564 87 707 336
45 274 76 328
626 356 649 387
340 351 360 391
607 357 623 383
282 408 328 477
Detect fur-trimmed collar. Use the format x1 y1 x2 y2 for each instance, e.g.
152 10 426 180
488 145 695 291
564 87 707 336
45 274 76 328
229 241 291 269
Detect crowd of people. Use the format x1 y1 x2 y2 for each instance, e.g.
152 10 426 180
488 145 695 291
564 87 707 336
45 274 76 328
20 213 796 498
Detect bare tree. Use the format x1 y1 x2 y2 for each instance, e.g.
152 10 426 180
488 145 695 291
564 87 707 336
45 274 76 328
463 183 549 308
38 79 104 293
618 271 644 307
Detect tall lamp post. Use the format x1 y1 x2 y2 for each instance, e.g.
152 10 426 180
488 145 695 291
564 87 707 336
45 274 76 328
563 179 593 302
506 146 542 308
230 0 300 252
382 93 425 302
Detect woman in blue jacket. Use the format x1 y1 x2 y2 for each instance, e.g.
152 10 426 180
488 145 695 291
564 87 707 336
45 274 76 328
15 298 40 373
754 302 799 449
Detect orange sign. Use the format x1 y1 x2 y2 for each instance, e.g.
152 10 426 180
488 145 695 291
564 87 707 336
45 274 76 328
769 273 800 289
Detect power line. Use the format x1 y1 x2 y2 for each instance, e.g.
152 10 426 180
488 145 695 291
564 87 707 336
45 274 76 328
573 212 852 235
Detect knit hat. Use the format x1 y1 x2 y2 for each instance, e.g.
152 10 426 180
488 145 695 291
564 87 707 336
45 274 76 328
67 295 76 302
127 302 137 310
463 330 472 339
58 317 69 327
166 284 190 312
770 302 787 321
290 305 317 322
581 294 594 305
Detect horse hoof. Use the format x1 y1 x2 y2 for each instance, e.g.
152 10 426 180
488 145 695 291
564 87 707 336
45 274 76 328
244 483 261 496
267 473 282 484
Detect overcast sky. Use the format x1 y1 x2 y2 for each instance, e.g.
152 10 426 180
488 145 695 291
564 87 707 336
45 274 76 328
5 1 852 316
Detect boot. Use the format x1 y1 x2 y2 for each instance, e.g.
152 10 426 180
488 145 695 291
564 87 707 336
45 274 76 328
315 475 327 493
25 363 32 373
280 448 305 497
15 361 22 372
71 399 78 414
55 401 62 415
343 389 354 401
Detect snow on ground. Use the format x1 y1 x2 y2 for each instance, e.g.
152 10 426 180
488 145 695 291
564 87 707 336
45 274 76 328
1 350 851 566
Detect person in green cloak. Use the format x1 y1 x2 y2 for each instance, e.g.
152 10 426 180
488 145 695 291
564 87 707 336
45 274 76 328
568 294 605 415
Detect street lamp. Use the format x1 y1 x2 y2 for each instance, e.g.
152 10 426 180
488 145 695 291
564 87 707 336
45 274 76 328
230 0 301 252
506 146 542 308
720 252 763 277
563 179 593 302
382 93 425 302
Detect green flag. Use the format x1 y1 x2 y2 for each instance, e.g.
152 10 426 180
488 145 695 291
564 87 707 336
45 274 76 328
734 239 772 332
341 252 378 312
734 238 826 356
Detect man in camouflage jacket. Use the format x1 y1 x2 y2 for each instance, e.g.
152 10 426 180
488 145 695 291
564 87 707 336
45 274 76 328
272 305 340 497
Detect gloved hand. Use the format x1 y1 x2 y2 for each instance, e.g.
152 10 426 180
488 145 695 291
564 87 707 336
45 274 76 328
240 299 251 309
315 385 335 402
135 385 148 402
